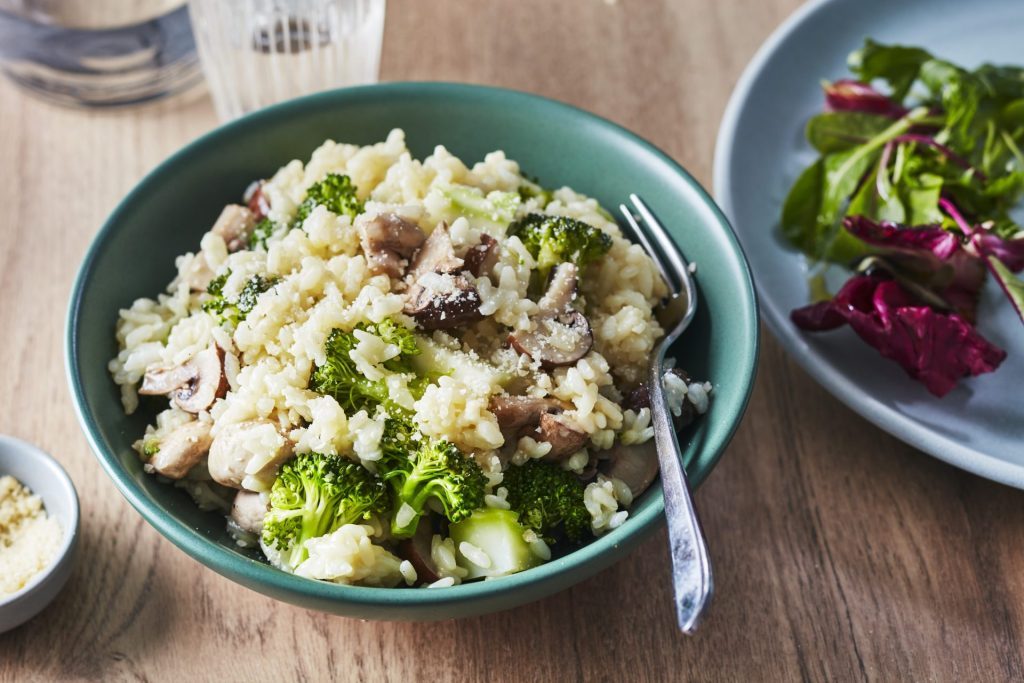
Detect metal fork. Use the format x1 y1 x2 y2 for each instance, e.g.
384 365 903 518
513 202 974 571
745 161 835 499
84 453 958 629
618 193 711 635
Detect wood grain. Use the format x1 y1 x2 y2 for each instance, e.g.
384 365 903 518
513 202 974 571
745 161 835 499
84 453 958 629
2 0 1022 680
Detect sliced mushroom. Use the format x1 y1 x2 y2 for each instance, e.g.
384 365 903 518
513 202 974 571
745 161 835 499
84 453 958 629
139 345 228 414
402 223 486 330
406 222 464 282
360 213 427 278
537 262 579 312
139 363 197 396
396 518 440 585
622 368 696 430
229 490 269 535
244 180 270 220
508 310 593 368
148 421 213 479
489 395 571 436
535 413 589 460
599 441 659 498
211 204 257 253
508 263 592 368
208 420 292 490
577 454 600 483
403 272 484 330
463 234 499 277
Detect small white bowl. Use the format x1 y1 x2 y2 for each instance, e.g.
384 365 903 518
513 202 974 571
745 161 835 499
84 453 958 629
0 435 79 633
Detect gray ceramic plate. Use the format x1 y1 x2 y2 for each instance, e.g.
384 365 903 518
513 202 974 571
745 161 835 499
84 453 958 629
714 0 1024 488
66 83 759 620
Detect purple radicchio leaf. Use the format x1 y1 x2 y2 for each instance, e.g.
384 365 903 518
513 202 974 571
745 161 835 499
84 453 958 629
842 216 986 321
791 273 1006 397
824 79 908 118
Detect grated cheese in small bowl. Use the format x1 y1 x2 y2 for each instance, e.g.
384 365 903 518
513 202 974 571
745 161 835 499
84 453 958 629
0 475 63 598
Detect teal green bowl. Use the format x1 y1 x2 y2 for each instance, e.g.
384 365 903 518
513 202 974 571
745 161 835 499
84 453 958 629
65 83 759 620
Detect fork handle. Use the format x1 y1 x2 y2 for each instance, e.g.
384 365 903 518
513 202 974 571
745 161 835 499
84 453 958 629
648 349 714 634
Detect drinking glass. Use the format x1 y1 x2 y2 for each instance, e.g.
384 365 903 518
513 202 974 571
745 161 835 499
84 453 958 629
188 0 386 121
0 0 202 107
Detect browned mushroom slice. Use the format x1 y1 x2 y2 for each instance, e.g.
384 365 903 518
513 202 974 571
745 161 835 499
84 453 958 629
599 441 659 498
148 421 213 479
508 310 593 368
406 222 464 282
244 180 270 219
403 273 484 330
463 234 499 277
537 262 579 312
360 213 427 278
139 363 197 396
508 262 592 368
535 413 589 460
172 346 229 414
140 346 228 414
577 454 600 483
396 518 440 585
622 368 696 430
211 204 257 253
489 395 571 436
229 490 269 534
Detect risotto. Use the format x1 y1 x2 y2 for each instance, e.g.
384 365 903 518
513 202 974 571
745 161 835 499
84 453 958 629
108 130 711 587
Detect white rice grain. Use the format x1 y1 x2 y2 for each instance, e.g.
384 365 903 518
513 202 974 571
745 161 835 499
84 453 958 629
399 560 417 586
458 541 492 569
394 502 417 530
428 577 456 588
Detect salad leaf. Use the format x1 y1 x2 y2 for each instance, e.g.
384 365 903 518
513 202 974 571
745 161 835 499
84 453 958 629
823 80 907 118
781 107 926 262
791 273 1006 397
843 216 959 260
806 111 896 153
986 256 1024 323
781 158 825 255
782 40 1024 395
848 40 931 102
844 216 988 321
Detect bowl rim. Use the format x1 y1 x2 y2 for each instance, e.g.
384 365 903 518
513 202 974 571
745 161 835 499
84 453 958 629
65 81 759 612
0 434 80 609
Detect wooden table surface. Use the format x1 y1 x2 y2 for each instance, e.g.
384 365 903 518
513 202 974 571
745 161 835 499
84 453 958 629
3 0 1023 680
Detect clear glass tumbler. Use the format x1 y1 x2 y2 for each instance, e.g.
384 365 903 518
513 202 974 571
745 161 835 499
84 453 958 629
188 0 385 121
0 0 202 107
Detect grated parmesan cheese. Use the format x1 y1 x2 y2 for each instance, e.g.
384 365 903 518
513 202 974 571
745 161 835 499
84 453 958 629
0 476 62 597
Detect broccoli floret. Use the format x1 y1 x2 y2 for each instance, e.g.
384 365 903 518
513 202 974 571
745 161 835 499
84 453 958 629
449 508 542 579
309 321 480 538
506 213 612 286
248 217 278 250
379 414 422 463
517 178 555 207
502 459 591 543
294 173 363 226
205 271 228 297
141 438 160 459
261 452 388 570
236 275 277 317
442 183 520 225
309 321 425 416
375 415 486 538
202 271 278 326
202 271 231 320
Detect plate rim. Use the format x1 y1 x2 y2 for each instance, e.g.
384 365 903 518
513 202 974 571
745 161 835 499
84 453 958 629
65 80 761 615
712 0 1024 489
